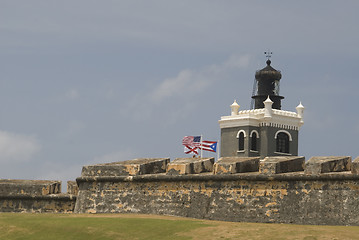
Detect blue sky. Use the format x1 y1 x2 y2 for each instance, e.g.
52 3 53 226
1 1 359 186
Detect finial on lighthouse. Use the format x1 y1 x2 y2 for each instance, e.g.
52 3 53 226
264 95 273 104
296 102 305 125
230 100 240 116
264 50 272 65
263 96 273 119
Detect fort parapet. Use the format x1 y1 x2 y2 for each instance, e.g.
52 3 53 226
74 156 359 226
2 156 359 225
0 180 76 213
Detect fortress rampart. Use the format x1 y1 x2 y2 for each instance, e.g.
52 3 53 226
74 156 359 226
2 156 359 226
0 179 77 213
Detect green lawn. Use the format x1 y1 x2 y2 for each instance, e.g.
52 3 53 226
1 213 359 240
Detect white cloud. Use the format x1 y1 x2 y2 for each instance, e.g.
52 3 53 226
105 88 115 100
0 131 41 163
59 120 86 138
223 54 251 69
54 88 80 103
120 54 253 123
150 54 252 103
65 88 79 100
150 69 201 103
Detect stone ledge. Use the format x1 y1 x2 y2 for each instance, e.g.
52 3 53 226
166 158 214 175
0 194 77 213
305 156 352 175
0 180 61 196
259 156 305 174
76 171 359 184
214 157 259 174
81 158 170 177
0 194 77 200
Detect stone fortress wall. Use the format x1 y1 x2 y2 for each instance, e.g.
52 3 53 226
2 156 359 226
0 179 77 213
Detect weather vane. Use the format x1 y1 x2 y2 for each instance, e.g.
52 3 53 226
264 50 273 60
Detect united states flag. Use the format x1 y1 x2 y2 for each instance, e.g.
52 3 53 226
182 136 201 147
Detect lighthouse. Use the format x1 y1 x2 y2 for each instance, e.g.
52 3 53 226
252 59 284 110
218 57 304 158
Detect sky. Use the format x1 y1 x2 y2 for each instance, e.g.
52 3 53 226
1 1 359 189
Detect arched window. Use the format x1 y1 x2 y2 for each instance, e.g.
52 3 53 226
251 132 257 151
249 130 259 151
276 132 289 153
238 132 244 151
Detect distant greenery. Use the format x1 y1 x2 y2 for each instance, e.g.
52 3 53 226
1 213 359 240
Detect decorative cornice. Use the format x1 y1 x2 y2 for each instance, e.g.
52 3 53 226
219 108 303 130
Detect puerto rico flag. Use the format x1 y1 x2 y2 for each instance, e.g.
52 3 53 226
200 140 217 153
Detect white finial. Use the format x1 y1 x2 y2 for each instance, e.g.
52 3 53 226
230 100 240 116
296 102 305 124
263 96 273 119
264 96 273 104
296 101 304 109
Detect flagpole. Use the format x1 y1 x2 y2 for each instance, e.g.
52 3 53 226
200 135 203 159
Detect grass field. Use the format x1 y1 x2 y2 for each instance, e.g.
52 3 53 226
1 213 359 240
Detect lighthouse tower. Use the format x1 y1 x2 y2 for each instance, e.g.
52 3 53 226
218 58 304 158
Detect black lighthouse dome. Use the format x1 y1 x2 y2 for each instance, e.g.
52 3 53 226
252 59 284 110
255 60 282 80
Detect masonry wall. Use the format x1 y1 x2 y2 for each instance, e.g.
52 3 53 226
0 195 76 213
0 180 77 213
75 172 359 225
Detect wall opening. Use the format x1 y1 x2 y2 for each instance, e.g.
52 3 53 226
251 132 257 151
238 132 244 151
276 132 290 153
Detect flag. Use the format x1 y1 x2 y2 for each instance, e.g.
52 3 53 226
182 136 201 147
182 136 217 154
184 146 199 155
200 140 217 153
182 136 201 155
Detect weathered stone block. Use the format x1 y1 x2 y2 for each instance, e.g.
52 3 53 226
67 181 78 195
351 157 359 174
259 156 305 174
166 159 191 175
0 180 61 196
166 158 214 175
193 158 214 173
81 158 170 177
214 157 259 174
305 156 352 174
